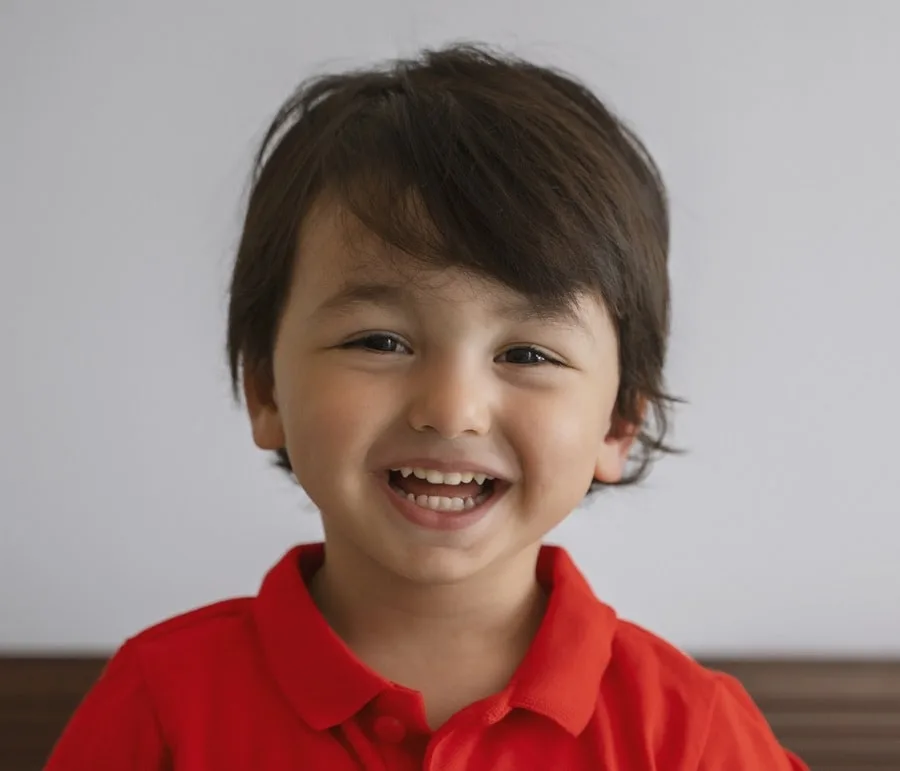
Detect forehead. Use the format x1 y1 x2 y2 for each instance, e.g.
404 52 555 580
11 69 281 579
293 198 609 332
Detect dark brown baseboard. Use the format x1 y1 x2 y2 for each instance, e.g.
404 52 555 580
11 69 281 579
706 658 900 770
2 656 899 770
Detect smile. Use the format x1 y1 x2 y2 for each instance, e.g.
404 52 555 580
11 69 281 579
380 470 507 531
387 470 494 512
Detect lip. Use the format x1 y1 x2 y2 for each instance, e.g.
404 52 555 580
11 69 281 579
381 457 510 481
376 472 509 531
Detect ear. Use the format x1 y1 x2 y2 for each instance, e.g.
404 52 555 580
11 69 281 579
593 403 643 484
243 363 286 451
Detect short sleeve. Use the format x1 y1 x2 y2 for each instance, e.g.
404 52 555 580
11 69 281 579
44 642 169 771
697 673 809 770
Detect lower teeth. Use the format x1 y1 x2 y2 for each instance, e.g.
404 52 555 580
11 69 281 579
390 485 489 512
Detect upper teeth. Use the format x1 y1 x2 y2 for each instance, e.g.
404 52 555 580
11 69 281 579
393 467 492 485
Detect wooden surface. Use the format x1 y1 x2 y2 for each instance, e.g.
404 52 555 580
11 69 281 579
1 656 899 770
0 657 106 771
708 659 900 771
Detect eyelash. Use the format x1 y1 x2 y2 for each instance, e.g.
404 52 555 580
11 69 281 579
342 333 564 366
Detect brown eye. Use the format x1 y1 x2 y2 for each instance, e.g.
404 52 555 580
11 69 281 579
344 334 409 354
501 347 561 366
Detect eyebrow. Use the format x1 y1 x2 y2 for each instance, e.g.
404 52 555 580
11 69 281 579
312 281 412 319
311 279 588 330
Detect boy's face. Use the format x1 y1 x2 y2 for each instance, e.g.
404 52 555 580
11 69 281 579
246 200 635 585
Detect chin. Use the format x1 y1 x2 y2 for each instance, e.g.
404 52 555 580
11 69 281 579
383 542 494 586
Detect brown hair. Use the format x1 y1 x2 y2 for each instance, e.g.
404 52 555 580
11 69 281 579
226 43 682 494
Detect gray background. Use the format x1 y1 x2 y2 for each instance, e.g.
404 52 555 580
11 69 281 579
2 0 897 654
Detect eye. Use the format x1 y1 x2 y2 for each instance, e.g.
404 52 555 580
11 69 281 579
342 333 410 354
500 346 562 366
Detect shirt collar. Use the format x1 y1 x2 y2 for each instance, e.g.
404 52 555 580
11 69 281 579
254 542 386 730
505 545 617 735
253 542 616 734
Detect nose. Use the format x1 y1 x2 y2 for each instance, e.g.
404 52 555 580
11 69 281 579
406 355 492 438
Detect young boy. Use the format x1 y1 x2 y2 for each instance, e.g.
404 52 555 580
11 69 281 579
47 44 808 770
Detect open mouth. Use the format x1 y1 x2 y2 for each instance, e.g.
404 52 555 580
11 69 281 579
386 469 498 513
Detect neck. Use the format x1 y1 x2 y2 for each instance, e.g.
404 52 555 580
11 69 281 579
308 541 547 672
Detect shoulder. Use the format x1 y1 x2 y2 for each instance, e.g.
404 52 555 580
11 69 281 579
121 595 258 680
45 598 259 769
601 620 806 769
127 597 254 656
606 618 719 700
108 597 260 717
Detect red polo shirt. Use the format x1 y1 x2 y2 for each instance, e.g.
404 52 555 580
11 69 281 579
47 543 807 770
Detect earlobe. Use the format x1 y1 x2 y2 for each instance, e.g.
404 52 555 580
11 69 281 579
593 437 633 484
593 412 640 484
243 365 286 451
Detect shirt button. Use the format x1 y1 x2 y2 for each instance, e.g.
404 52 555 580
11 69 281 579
373 715 407 743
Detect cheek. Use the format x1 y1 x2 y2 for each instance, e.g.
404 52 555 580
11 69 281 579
533 409 600 466
510 383 611 481
278 366 390 475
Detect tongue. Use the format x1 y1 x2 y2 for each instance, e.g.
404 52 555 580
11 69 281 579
392 473 484 499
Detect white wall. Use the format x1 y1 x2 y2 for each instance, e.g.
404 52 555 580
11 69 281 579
2 0 898 656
